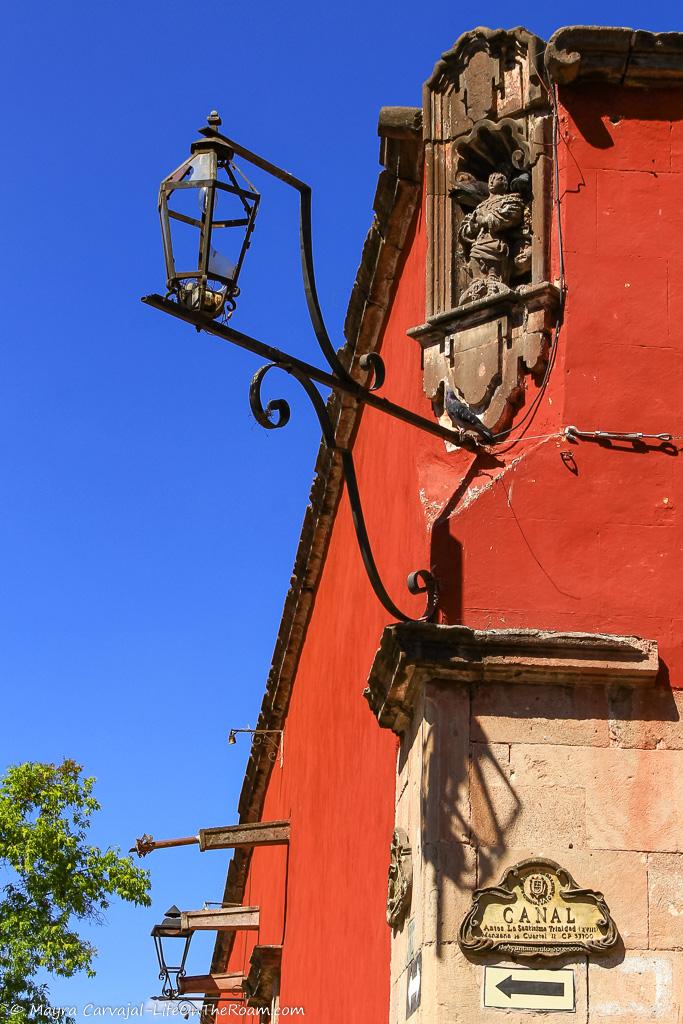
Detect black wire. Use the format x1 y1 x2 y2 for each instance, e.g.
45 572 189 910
490 81 567 451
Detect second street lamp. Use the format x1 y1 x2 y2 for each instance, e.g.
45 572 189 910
150 905 193 999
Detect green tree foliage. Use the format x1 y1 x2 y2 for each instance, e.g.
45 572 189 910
0 760 151 1022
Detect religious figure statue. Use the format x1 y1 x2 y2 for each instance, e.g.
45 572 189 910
455 171 529 305
386 829 412 927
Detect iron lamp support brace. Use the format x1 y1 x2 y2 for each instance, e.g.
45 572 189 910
143 123 463 622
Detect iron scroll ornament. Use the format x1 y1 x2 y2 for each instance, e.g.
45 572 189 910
249 363 437 622
143 115 457 623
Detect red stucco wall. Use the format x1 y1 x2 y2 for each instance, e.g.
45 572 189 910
225 82 683 1020
437 84 683 684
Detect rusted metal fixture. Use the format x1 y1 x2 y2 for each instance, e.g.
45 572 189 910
143 111 465 623
228 727 284 766
132 833 197 856
565 425 673 443
131 820 291 857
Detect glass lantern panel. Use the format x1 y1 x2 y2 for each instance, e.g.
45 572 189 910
185 152 215 213
167 215 202 279
208 246 236 282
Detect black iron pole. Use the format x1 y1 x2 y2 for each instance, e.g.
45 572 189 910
141 294 463 446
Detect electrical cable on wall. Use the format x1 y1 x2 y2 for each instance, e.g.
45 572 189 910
492 79 567 451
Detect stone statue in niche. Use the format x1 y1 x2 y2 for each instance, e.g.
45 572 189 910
453 168 532 305
386 828 412 927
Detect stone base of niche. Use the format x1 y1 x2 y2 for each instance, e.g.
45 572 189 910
408 282 562 440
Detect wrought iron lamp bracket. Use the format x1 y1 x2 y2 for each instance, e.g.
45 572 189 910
249 361 437 622
229 727 284 767
143 118 467 622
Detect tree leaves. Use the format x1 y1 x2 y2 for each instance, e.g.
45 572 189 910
0 760 151 1023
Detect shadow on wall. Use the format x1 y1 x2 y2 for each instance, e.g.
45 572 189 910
429 452 508 624
561 82 683 151
407 669 678 958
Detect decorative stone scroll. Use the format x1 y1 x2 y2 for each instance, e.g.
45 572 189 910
459 858 619 959
409 27 562 439
387 828 413 927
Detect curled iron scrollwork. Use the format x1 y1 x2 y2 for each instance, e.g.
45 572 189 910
249 361 438 623
251 731 282 763
359 352 386 392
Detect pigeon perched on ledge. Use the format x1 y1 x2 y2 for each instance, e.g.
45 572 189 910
444 388 495 445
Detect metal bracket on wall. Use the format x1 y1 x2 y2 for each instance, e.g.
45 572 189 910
565 425 673 443
143 125 464 623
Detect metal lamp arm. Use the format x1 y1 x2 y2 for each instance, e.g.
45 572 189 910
249 363 437 622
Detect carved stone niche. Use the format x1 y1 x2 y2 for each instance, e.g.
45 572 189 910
408 28 562 439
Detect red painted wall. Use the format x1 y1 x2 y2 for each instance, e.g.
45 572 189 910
225 208 443 1021
225 82 683 1020
434 84 683 685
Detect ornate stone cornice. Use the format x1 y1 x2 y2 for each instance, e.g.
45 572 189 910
365 623 659 734
546 26 683 86
243 945 283 1009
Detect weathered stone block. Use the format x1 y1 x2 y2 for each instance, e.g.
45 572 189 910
426 943 588 1024
423 683 470 844
589 951 679 1023
470 778 585 850
609 687 683 750
510 745 683 852
470 742 510 792
472 682 610 747
423 840 476 944
584 749 683 852
649 854 683 950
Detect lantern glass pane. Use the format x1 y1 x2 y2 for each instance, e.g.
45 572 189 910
208 246 235 282
185 152 214 213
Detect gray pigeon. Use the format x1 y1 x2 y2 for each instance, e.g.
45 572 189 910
444 388 495 445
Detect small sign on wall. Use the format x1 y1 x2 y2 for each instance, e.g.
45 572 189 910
406 951 422 1018
460 858 618 959
484 966 575 1011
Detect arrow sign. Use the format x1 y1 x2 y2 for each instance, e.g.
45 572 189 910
497 975 565 999
484 967 575 1011
406 951 422 1018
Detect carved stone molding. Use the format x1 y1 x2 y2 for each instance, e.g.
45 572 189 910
546 27 683 87
413 27 560 439
243 945 282 1009
387 828 413 927
364 623 659 735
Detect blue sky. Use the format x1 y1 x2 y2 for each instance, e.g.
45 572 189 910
1 0 681 1018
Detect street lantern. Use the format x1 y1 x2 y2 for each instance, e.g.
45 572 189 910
159 111 259 319
151 905 193 998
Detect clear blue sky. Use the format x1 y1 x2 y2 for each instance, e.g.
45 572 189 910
1 0 681 1017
